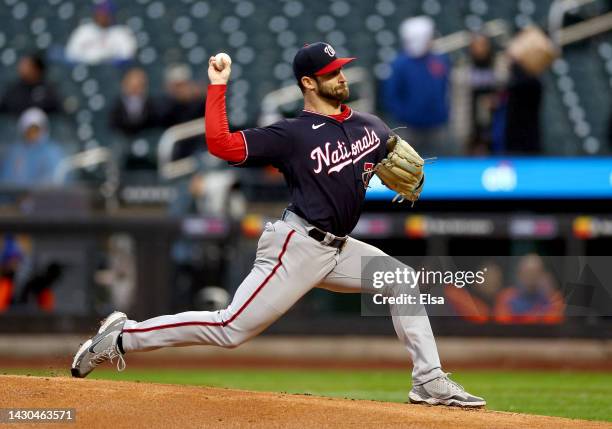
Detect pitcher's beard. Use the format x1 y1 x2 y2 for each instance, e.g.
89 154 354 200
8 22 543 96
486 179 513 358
318 84 349 103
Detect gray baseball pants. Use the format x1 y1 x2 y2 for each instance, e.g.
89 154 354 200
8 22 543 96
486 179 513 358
121 210 444 385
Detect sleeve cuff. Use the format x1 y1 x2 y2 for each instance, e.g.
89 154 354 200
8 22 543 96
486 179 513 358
230 130 249 166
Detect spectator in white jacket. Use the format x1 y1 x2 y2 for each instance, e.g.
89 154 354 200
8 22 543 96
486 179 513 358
65 0 136 65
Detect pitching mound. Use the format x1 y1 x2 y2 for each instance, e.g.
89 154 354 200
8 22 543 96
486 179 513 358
1 375 608 429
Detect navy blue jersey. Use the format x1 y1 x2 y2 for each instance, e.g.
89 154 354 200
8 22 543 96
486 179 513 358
237 109 391 236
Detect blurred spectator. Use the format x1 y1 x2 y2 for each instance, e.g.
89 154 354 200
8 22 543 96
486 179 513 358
444 261 505 323
157 64 206 159
503 62 543 154
158 64 206 128
17 262 63 312
0 108 65 185
188 172 245 219
0 234 61 314
0 235 22 312
110 67 159 136
382 16 453 156
496 254 565 324
170 153 245 220
94 235 136 313
503 27 557 154
0 54 62 116
65 0 137 65
452 34 508 155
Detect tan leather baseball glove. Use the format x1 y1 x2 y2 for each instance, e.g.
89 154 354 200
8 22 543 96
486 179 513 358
371 135 425 204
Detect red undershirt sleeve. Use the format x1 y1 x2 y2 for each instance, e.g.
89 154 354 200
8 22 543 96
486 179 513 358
204 84 247 163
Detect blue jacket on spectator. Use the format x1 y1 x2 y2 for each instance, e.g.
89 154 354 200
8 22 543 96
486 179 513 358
1 108 65 186
1 137 64 185
383 52 451 129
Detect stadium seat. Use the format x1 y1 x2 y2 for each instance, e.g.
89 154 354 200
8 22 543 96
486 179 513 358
1 0 607 172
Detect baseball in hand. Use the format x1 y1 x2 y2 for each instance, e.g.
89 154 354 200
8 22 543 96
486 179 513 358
214 53 232 71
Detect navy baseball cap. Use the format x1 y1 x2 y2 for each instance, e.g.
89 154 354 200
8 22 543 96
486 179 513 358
293 42 356 81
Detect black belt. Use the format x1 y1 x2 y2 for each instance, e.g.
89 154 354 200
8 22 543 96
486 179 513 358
308 228 347 250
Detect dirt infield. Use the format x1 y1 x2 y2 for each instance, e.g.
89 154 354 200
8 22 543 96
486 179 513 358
1 375 610 429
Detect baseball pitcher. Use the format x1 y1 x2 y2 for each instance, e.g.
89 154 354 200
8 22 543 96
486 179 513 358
72 43 485 407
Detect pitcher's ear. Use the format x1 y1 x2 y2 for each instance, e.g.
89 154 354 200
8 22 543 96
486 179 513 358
301 75 317 91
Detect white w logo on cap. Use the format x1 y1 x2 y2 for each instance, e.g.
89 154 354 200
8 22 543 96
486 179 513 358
324 44 335 57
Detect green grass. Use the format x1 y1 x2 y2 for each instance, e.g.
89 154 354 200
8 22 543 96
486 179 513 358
4 368 612 422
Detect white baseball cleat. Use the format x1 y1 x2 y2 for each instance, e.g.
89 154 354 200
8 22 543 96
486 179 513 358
409 373 486 408
71 311 127 378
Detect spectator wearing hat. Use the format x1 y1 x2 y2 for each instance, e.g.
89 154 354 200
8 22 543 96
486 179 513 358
65 0 137 65
382 16 453 156
0 108 65 186
158 64 206 128
157 64 206 158
0 54 63 116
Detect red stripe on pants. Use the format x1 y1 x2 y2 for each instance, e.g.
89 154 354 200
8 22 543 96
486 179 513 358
122 229 296 334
